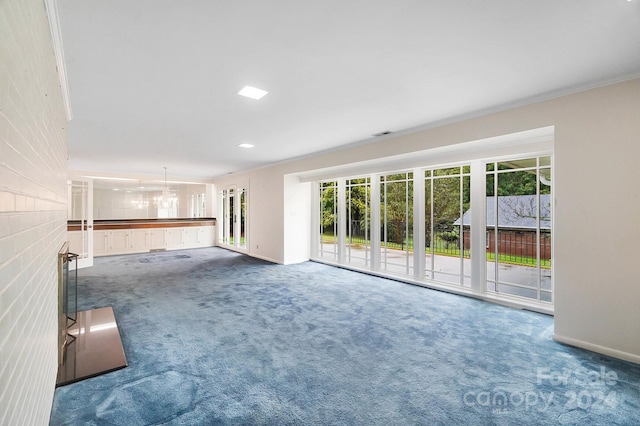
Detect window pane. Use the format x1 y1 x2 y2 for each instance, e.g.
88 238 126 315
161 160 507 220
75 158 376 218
319 181 338 261
384 173 408 182
433 175 461 284
239 188 246 249
540 168 551 194
221 189 228 244
424 178 432 279
349 177 369 186
381 174 413 276
346 178 371 268
486 156 552 304
228 189 235 244
434 167 460 177
462 175 471 286
424 165 470 287
498 158 537 170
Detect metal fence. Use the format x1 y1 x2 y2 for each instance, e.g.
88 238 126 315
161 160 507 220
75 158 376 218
323 221 550 266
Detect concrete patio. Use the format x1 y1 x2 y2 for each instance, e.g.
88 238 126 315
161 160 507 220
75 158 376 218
319 243 552 302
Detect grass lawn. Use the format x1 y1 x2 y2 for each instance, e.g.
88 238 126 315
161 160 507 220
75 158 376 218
321 234 551 268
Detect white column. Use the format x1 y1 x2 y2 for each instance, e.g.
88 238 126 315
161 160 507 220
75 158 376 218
470 160 486 293
413 169 425 281
337 179 346 264
205 183 216 218
309 181 320 258
370 174 381 271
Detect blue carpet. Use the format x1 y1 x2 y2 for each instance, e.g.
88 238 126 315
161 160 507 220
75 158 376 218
50 247 640 425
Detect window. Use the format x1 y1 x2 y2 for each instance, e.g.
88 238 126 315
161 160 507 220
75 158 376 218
312 151 552 310
346 178 371 267
380 172 413 276
425 166 471 286
486 156 552 302
319 181 339 261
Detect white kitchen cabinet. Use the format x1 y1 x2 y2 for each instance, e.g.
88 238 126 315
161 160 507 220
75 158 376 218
108 230 129 253
166 228 183 248
149 229 166 249
183 227 200 248
201 226 215 246
68 223 215 257
94 230 109 255
129 229 149 252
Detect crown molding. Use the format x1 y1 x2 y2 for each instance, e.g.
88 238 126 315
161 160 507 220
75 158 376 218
45 0 73 121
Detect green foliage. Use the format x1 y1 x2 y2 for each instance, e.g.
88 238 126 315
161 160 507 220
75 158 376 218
320 184 337 229
426 174 470 245
439 228 459 244
487 164 551 196
321 162 550 246
381 177 413 245
347 182 370 225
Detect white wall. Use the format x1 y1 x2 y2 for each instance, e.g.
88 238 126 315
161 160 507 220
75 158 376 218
214 78 640 363
214 167 285 263
0 0 68 423
283 175 310 264
551 81 640 362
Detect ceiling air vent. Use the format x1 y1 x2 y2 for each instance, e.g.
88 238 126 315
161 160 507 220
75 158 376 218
373 130 393 137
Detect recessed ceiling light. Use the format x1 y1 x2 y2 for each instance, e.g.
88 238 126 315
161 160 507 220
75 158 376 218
238 143 255 149
237 85 268 100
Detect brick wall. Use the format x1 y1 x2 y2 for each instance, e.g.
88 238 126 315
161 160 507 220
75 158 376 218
0 0 68 424
462 228 552 262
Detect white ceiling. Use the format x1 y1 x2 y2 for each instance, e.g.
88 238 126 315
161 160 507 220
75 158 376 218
57 0 640 180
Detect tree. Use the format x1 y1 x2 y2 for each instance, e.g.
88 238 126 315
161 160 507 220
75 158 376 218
487 165 551 196
320 182 337 231
426 173 470 248
347 180 370 241
381 174 413 247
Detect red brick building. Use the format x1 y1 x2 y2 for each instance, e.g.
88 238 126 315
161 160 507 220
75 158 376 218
456 195 551 263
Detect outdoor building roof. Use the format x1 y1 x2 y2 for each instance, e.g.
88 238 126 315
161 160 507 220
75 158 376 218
454 194 551 230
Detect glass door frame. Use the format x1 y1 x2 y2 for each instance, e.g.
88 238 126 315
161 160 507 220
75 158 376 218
219 183 248 251
68 179 94 269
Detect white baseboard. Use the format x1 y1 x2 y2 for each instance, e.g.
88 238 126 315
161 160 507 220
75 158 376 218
216 244 296 265
247 252 283 265
553 333 640 365
283 257 310 265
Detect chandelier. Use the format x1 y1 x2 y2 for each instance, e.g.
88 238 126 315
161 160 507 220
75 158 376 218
131 181 148 210
154 167 177 209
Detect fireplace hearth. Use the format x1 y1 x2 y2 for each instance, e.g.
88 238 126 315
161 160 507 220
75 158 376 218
57 243 127 386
